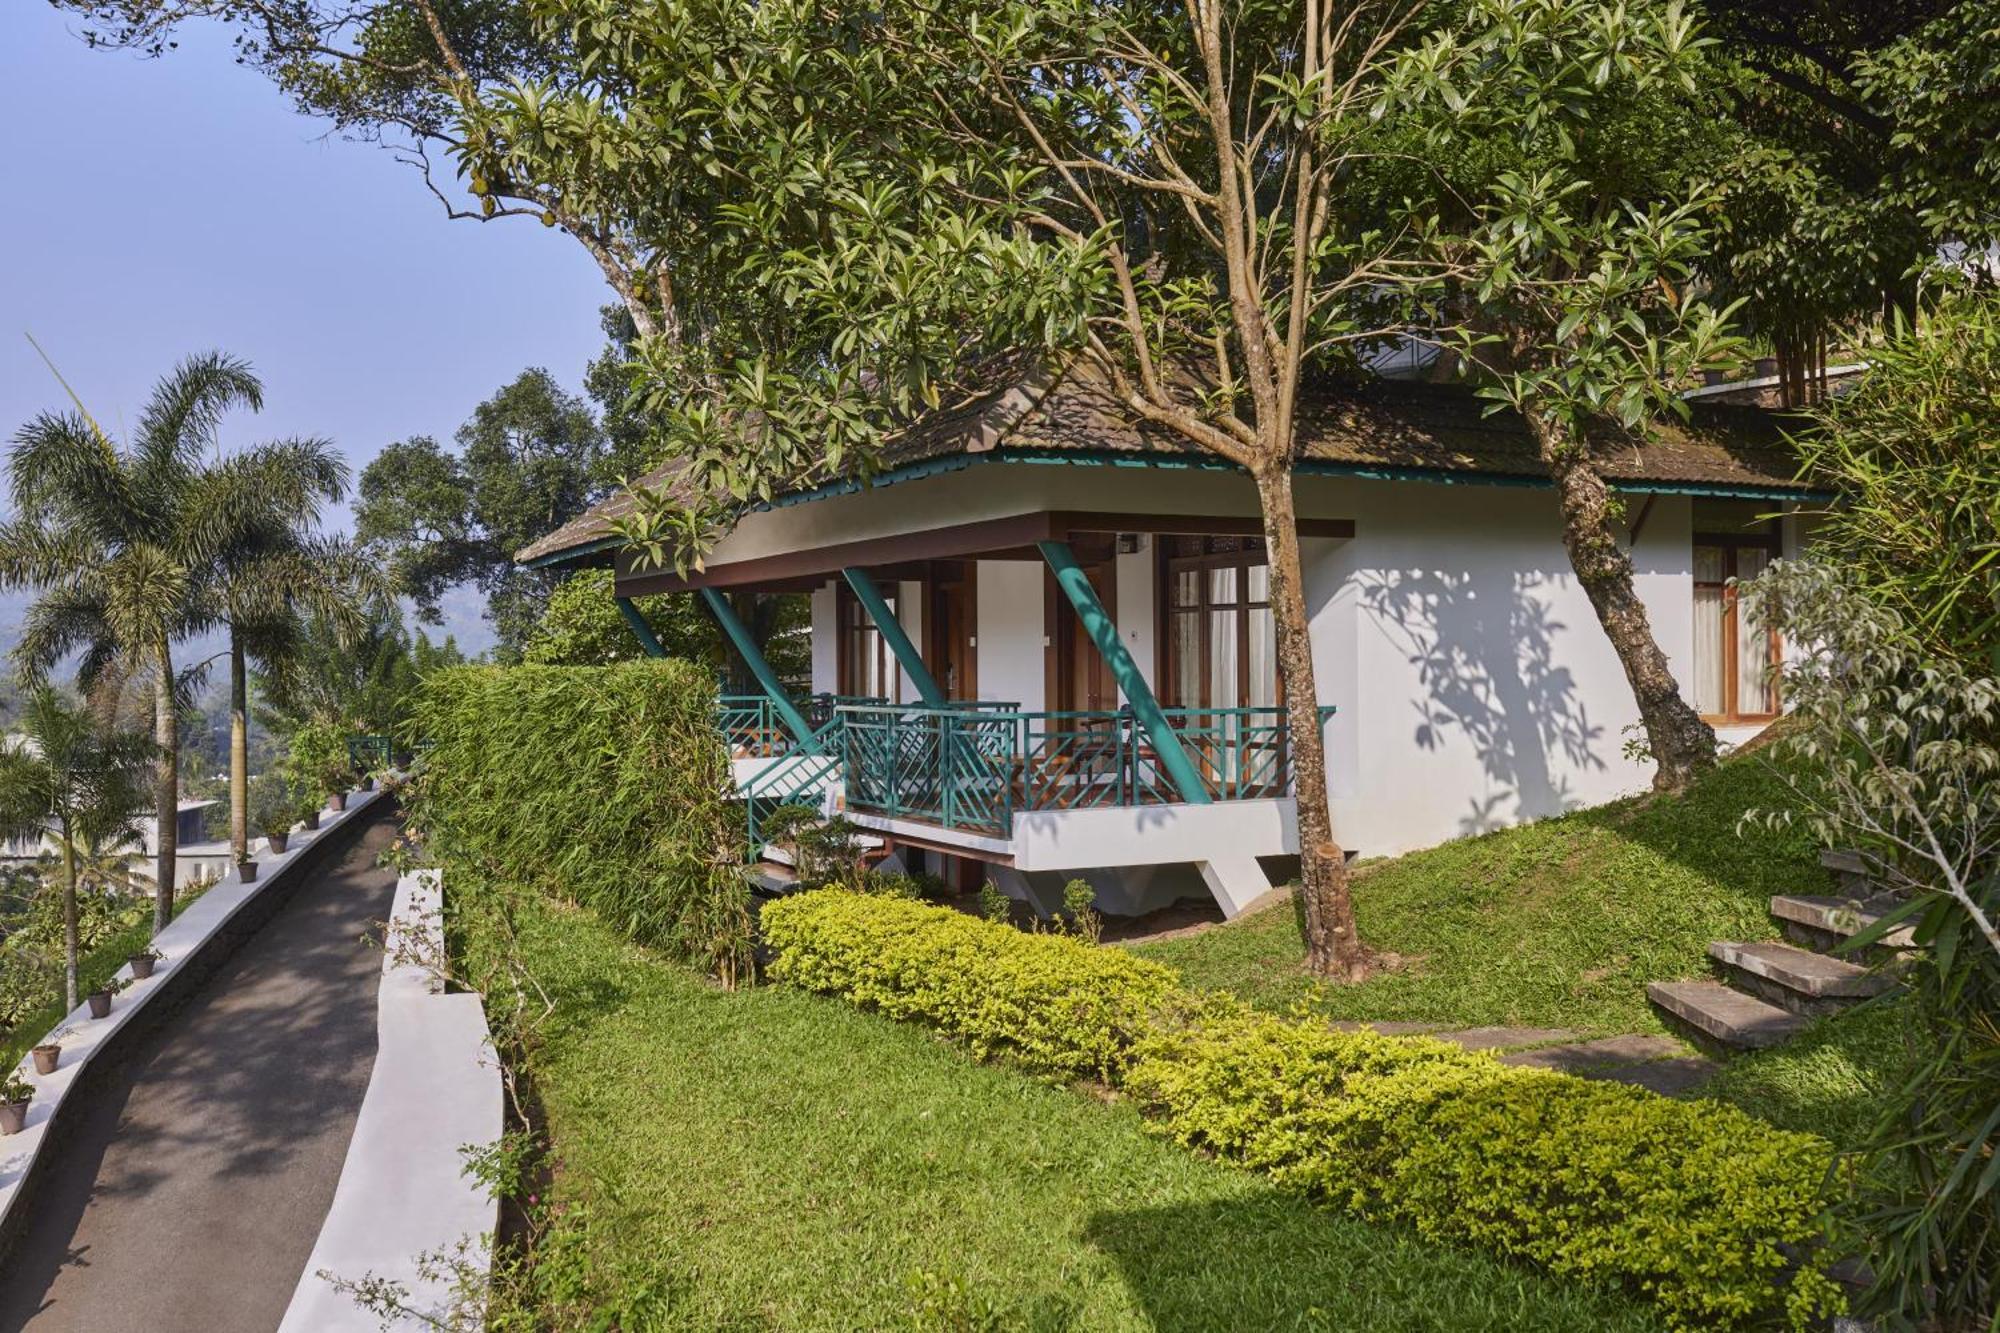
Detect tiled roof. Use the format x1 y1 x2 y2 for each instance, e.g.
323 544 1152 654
515 360 1819 565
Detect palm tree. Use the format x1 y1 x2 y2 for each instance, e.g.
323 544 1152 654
0 350 260 933
0 689 157 1009
198 442 364 861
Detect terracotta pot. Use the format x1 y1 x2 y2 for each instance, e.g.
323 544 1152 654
130 954 156 979
87 990 112 1019
238 859 258 883
0 1100 28 1135
31 1045 59 1076
267 830 289 855
302 809 321 831
328 791 347 812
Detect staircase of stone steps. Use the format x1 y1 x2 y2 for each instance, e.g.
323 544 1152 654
1648 849 1908 1054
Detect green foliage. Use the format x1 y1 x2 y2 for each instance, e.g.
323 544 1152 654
762 886 1845 1327
1794 292 2000 673
1699 1000 1910 1153
286 718 354 806
256 603 463 741
406 662 751 982
1741 561 2000 1326
521 568 720 668
1124 997 1841 1331
1135 751 1818 1035
1382 0 1743 433
1062 877 1102 944
760 891 1180 1082
356 368 633 657
247 770 294 836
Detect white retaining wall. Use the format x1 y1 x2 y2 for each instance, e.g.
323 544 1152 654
278 868 502 1332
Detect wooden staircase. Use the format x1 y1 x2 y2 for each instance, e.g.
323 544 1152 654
1649 851 1905 1053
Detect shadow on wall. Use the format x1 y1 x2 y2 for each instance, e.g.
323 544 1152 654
1358 566 1605 837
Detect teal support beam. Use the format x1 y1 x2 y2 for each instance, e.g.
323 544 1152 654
1036 539 1211 805
699 587 816 749
615 596 667 658
841 567 945 706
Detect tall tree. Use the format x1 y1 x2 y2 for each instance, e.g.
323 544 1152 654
0 689 157 1009
202 438 366 860
355 368 613 656
1383 0 1745 791
0 350 263 932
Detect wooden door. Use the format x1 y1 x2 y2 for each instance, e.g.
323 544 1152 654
1048 548 1119 713
927 562 977 701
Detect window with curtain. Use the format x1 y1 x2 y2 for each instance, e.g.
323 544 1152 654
1161 536 1278 709
836 584 900 702
1692 537 1777 720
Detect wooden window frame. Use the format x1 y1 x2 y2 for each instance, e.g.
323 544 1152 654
1694 528 1782 724
1157 536 1278 710
835 581 900 702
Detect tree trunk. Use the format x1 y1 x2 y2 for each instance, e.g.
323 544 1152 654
230 630 249 862
1252 461 1365 980
1529 413 1717 791
62 832 79 1012
153 639 178 936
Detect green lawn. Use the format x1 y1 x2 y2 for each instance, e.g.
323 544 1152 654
1129 753 1823 1037
1696 999 1908 1151
477 891 1664 1331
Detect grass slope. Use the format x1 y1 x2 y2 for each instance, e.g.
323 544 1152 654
489 894 1663 1331
1130 754 1822 1036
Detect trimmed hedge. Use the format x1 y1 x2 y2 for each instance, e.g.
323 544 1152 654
761 890 1843 1330
1127 997 1843 1331
759 890 1179 1081
405 662 753 982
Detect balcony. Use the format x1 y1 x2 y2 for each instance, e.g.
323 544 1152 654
838 703 1323 836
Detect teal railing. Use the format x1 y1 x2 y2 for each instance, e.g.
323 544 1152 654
718 693 888 758
348 734 393 773
836 703 1335 837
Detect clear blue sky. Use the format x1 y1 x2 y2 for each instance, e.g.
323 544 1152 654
1 7 615 649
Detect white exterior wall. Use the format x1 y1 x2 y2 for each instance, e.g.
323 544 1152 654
809 581 839 695
711 460 1779 861
974 560 1045 711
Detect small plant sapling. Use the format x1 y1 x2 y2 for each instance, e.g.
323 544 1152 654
1062 879 1103 944
0 1073 32 1135
978 881 1011 926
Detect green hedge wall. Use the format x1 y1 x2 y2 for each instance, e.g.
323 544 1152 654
406 663 752 982
760 890 1843 1330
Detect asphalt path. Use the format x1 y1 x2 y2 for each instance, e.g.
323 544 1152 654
0 805 401 1333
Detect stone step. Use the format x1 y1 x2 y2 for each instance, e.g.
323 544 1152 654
749 860 801 895
1770 894 1916 953
1708 939 1895 1016
1647 980 1813 1052
1819 847 1878 896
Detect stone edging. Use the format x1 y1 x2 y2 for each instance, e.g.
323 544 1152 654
0 787 389 1259
277 868 503 1331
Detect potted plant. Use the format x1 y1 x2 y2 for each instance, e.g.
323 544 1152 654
129 947 161 980
0 1074 32 1135
31 1031 66 1075
250 770 292 854
289 720 355 817
237 852 259 882
300 800 321 831
86 977 125 1019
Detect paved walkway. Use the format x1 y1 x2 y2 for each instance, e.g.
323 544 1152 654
1329 1020 1719 1093
0 806 402 1332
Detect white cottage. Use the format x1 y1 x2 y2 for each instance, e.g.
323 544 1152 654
519 365 1820 919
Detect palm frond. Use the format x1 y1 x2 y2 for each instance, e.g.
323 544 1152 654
7 410 138 541
134 350 263 487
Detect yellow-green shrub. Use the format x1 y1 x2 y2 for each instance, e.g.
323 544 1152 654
1127 998 1844 1331
759 890 1178 1081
